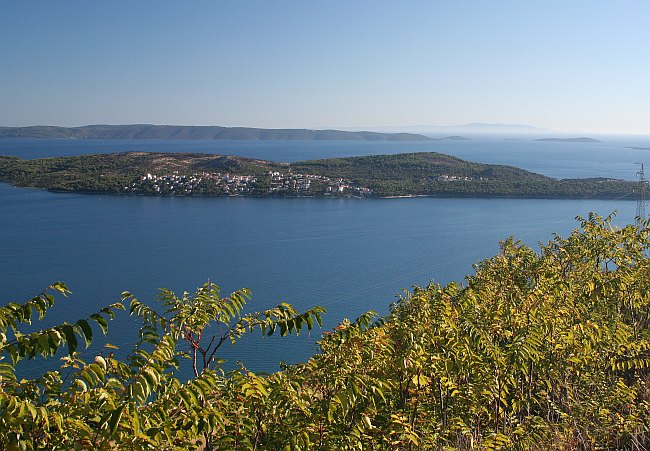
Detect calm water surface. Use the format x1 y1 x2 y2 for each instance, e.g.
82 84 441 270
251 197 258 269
0 137 646 374
1 184 637 375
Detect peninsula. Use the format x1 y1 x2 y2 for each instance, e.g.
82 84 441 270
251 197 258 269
0 124 433 141
0 151 636 200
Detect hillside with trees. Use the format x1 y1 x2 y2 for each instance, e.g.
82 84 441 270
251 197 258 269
1 214 649 449
0 151 639 199
0 124 434 141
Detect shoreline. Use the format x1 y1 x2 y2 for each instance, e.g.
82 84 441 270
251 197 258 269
33 186 636 201
1 151 639 202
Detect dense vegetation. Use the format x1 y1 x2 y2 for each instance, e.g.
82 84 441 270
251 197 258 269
0 124 433 141
292 153 635 198
0 151 639 199
2 214 649 449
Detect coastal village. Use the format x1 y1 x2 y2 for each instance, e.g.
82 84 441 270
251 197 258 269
436 174 487 182
122 169 486 198
124 170 374 197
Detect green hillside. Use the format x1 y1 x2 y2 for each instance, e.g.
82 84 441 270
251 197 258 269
0 151 639 199
0 124 434 141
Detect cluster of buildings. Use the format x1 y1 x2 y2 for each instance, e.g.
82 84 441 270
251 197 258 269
436 174 487 182
124 171 258 195
123 170 373 197
269 171 315 193
268 171 371 197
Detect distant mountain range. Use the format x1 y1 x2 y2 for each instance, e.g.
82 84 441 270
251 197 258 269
0 124 435 141
343 122 554 135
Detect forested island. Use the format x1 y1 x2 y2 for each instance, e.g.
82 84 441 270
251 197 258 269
0 151 638 199
0 124 434 141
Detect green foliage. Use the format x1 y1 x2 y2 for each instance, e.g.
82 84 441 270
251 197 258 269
2 214 650 449
0 281 324 449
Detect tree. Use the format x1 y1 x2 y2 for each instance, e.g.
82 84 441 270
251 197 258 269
0 281 324 449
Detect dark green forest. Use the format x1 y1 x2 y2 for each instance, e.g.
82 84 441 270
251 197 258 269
2 214 649 449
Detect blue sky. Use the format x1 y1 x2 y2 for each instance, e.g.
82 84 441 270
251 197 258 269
1 1 649 133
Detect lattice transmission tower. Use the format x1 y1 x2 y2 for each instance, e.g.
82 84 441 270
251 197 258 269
637 163 647 223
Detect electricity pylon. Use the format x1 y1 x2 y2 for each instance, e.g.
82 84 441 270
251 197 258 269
636 163 647 223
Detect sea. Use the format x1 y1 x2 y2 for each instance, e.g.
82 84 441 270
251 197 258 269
2 134 650 376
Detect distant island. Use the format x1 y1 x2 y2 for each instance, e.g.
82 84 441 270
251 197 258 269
363 122 553 134
534 137 601 143
0 151 636 200
625 146 650 150
438 135 470 141
0 124 433 141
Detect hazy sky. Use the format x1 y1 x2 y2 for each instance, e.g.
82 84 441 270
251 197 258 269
1 1 649 134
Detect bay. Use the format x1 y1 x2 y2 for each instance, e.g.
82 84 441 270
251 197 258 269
0 136 646 375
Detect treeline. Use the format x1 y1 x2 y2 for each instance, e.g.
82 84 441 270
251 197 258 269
293 153 636 199
0 155 138 193
293 152 546 182
365 178 634 199
1 214 649 449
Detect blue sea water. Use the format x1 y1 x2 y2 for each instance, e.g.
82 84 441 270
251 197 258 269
1 136 648 375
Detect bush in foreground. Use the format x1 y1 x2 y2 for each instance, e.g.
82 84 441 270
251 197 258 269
1 213 649 449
